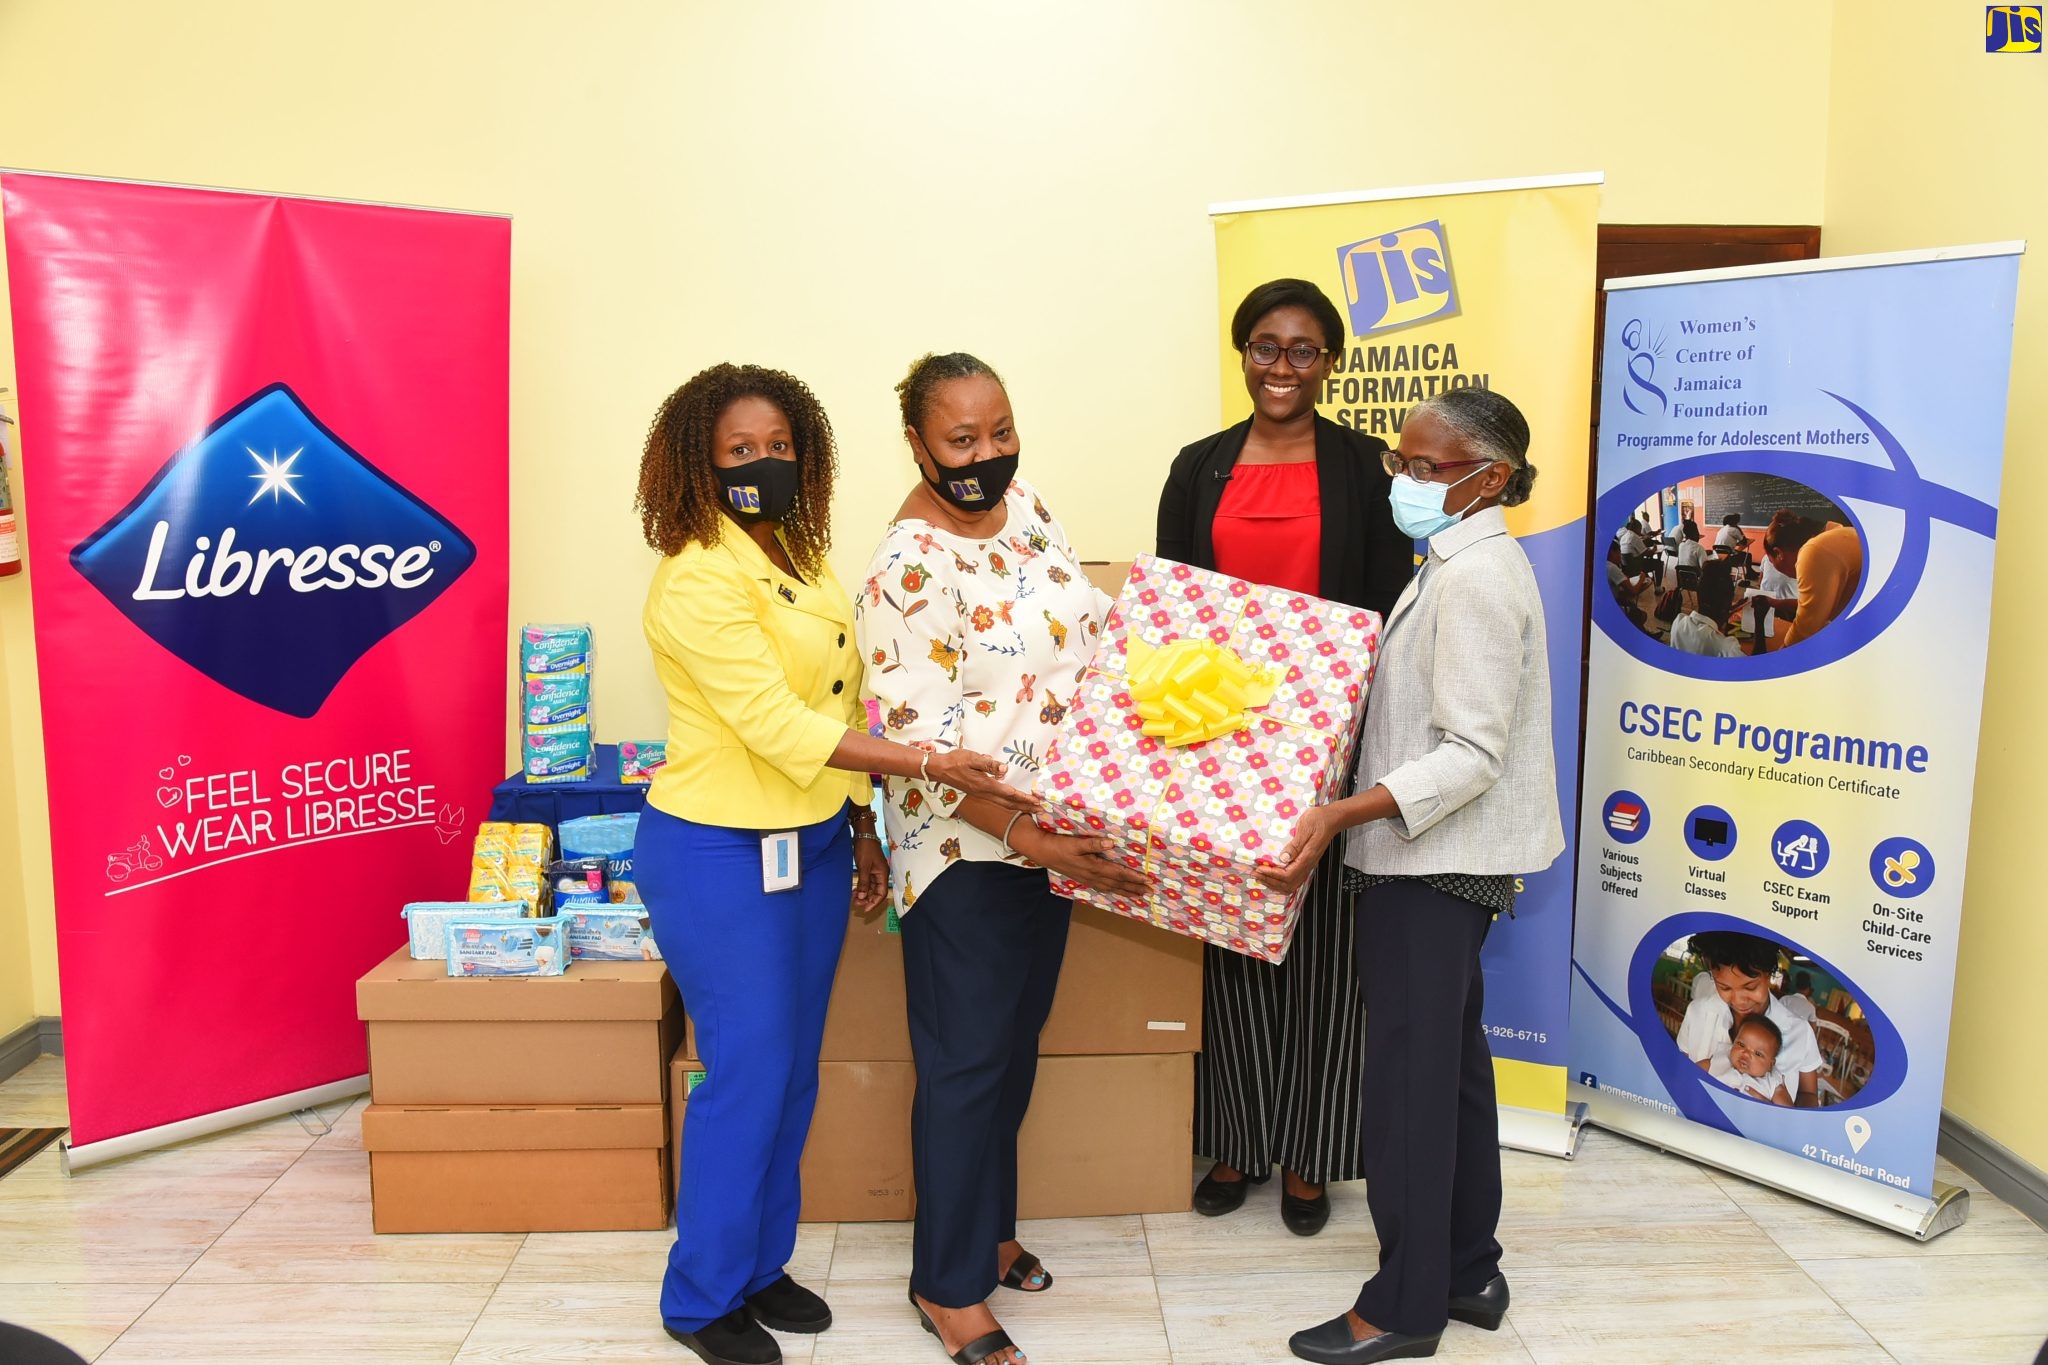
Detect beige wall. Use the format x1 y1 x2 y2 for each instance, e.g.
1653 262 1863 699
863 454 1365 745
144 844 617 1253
1824 0 2048 1171
0 0 1840 1033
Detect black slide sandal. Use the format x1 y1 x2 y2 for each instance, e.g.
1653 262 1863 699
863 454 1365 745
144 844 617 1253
909 1289 1024 1365
998 1249 1052 1292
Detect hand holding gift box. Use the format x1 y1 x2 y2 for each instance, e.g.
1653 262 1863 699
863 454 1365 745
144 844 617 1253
1031 555 1381 962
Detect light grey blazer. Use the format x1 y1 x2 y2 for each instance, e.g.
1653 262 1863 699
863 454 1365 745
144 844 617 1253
1344 506 1565 878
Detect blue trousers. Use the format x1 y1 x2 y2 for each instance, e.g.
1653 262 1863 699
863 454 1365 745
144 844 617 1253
903 860 1071 1308
636 803 851 1333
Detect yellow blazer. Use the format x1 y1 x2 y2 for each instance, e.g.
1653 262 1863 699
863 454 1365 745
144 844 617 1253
642 528 868 830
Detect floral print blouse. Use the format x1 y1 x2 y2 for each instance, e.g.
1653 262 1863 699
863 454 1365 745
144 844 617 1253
855 478 1112 913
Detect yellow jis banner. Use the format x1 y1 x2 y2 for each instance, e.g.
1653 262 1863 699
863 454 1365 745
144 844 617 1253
1211 173 1601 1153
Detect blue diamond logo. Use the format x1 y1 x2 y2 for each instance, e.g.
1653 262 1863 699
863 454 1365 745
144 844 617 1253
71 384 477 717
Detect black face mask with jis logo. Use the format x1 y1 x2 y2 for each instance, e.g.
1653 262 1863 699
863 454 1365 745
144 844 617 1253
919 444 1018 514
714 458 800 524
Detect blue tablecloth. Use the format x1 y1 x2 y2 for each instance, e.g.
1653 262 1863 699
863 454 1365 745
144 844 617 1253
488 743 651 826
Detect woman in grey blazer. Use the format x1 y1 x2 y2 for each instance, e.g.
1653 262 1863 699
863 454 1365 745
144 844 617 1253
1257 387 1564 1365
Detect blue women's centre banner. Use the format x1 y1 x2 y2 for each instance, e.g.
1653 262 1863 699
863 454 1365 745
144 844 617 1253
1571 245 2022 1219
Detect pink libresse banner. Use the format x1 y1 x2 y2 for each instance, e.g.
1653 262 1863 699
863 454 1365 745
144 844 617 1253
2 175 509 1148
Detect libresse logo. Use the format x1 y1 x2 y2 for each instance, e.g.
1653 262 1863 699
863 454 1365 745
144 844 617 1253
70 384 476 717
1336 220 1459 336
1986 5 2041 50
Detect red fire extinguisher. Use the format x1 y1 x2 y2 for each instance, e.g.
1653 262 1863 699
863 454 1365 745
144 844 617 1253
0 407 19 578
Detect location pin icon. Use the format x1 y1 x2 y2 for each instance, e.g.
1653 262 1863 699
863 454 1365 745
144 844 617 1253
1845 1116 1872 1153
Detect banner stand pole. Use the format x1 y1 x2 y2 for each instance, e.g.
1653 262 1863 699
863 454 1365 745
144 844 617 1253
61 1075 368 1173
1572 1084 1970 1240
1499 1101 1589 1160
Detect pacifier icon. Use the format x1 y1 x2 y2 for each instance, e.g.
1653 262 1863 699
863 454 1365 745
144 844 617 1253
1883 849 1921 888
1845 1116 1873 1153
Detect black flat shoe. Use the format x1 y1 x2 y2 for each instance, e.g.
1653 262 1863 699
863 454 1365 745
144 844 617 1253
909 1288 1021 1365
1288 1314 1439 1363
1281 1187 1331 1237
1192 1167 1268 1217
1448 1272 1508 1331
665 1307 782 1365
744 1273 832 1333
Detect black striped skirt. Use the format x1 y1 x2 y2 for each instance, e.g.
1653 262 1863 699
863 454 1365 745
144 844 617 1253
1192 841 1366 1184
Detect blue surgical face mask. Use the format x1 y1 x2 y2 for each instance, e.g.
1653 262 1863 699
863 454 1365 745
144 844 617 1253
1388 464 1489 540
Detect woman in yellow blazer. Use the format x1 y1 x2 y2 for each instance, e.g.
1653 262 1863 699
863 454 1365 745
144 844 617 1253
635 363 1030 1365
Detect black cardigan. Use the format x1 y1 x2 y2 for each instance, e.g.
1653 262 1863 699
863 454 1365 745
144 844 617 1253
1155 415 1412 620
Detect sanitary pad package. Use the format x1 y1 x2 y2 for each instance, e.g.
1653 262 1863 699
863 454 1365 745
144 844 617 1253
523 673 591 727
521 623 593 676
524 722 594 782
549 857 609 907
469 822 554 911
444 915 568 977
403 900 525 960
564 907 662 961
559 812 640 903
619 740 667 784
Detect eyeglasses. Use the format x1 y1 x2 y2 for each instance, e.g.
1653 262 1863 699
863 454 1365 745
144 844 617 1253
1381 450 1492 482
1244 341 1330 369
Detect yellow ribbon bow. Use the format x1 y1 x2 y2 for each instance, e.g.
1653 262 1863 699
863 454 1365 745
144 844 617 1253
1124 638 1278 748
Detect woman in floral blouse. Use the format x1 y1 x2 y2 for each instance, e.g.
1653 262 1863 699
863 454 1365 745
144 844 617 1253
857 352 1147 1365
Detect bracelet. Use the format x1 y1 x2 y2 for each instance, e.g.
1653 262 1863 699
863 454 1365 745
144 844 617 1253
1000 810 1028 857
851 830 882 845
919 750 933 785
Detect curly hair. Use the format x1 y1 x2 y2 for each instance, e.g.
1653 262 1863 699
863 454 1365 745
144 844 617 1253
636 363 839 573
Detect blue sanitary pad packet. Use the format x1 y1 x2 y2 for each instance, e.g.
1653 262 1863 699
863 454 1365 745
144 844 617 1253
565 907 662 961
521 623 593 676
444 915 568 976
403 900 525 960
522 673 591 726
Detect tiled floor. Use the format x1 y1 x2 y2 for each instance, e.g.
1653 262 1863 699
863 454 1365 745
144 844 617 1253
4 1055 2046 1364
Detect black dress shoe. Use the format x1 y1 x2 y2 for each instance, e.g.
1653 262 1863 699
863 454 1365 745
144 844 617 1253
665 1307 782 1365
744 1274 831 1333
1192 1167 1268 1217
1288 1314 1440 1363
1281 1186 1331 1236
1448 1272 1508 1331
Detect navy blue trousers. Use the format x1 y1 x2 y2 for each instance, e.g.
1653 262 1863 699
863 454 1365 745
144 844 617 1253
902 860 1071 1308
637 803 851 1333
1352 878 1503 1335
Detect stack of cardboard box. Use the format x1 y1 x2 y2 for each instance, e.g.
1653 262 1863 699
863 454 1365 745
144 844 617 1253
357 947 683 1232
668 560 1204 1224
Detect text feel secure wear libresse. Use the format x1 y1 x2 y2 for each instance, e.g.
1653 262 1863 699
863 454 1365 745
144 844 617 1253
157 748 438 858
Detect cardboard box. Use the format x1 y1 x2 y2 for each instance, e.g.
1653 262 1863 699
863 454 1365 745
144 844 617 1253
1019 1052 1193 1219
358 947 681 1105
681 903 1198 1061
665 1051 1189 1224
1035 554 1381 962
363 1101 670 1233
1081 560 1136 597
670 1053 915 1223
1040 904 1202 1054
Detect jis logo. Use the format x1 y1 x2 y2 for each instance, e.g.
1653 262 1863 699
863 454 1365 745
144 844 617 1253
69 384 476 718
727 485 762 513
1986 5 2042 50
947 478 985 500
1336 220 1459 336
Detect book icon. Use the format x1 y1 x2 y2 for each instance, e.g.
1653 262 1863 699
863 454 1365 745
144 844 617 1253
1607 801 1644 834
